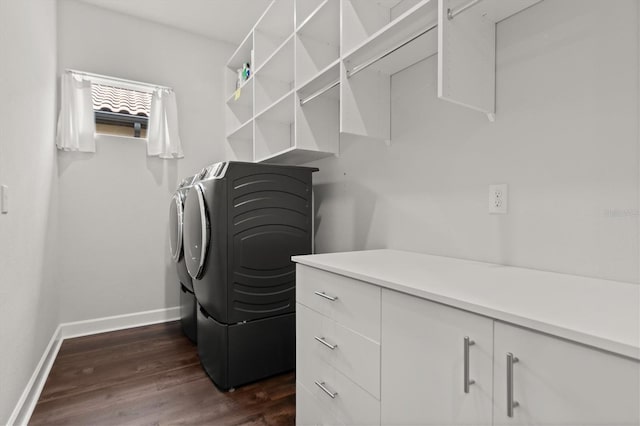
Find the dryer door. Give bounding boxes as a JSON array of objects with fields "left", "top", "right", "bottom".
[
  {"left": 169, "top": 193, "right": 183, "bottom": 262},
  {"left": 184, "top": 183, "right": 210, "bottom": 280}
]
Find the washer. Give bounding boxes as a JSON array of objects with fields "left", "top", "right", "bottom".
[
  {"left": 169, "top": 174, "right": 197, "bottom": 342},
  {"left": 183, "top": 161, "right": 317, "bottom": 390}
]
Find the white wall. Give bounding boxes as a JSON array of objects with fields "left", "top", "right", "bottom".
[
  {"left": 0, "top": 0, "right": 58, "bottom": 423},
  {"left": 308, "top": 0, "right": 639, "bottom": 284},
  {"left": 56, "top": 0, "right": 233, "bottom": 322}
]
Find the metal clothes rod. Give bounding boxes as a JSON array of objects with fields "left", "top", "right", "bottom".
[
  {"left": 65, "top": 69, "right": 172, "bottom": 92},
  {"left": 346, "top": 22, "right": 438, "bottom": 79},
  {"left": 299, "top": 80, "right": 340, "bottom": 106},
  {"left": 447, "top": 0, "right": 485, "bottom": 20}
]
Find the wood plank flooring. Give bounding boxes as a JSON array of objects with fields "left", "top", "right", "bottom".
[{"left": 29, "top": 321, "right": 295, "bottom": 425}]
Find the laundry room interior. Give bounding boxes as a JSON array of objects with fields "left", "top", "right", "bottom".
[{"left": 1, "top": 0, "right": 639, "bottom": 425}]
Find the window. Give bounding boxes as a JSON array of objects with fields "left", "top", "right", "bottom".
[
  {"left": 57, "top": 69, "right": 183, "bottom": 157},
  {"left": 91, "top": 83, "right": 151, "bottom": 138}
]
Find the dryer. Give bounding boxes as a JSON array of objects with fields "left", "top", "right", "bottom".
[
  {"left": 169, "top": 174, "right": 197, "bottom": 342},
  {"left": 183, "top": 161, "right": 317, "bottom": 390}
]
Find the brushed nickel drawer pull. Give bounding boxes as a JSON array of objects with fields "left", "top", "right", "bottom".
[
  {"left": 314, "top": 336, "right": 338, "bottom": 350},
  {"left": 463, "top": 336, "right": 476, "bottom": 393},
  {"left": 315, "top": 381, "right": 338, "bottom": 399},
  {"left": 314, "top": 291, "right": 338, "bottom": 301},
  {"left": 507, "top": 352, "right": 520, "bottom": 417}
]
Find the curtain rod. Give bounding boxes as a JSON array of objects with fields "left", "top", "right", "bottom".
[{"left": 65, "top": 69, "right": 172, "bottom": 92}]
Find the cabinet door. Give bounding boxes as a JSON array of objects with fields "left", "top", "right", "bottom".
[
  {"left": 381, "top": 289, "right": 493, "bottom": 425},
  {"left": 493, "top": 321, "right": 640, "bottom": 426}
]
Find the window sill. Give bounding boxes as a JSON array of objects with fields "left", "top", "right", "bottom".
[{"left": 95, "top": 133, "right": 148, "bottom": 143}]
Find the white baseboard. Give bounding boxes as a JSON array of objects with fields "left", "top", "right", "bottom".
[
  {"left": 61, "top": 306, "right": 181, "bottom": 339},
  {"left": 8, "top": 306, "right": 181, "bottom": 426},
  {"left": 7, "top": 326, "right": 62, "bottom": 426}
]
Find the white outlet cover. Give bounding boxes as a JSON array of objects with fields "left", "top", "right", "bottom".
[{"left": 489, "top": 184, "right": 507, "bottom": 214}]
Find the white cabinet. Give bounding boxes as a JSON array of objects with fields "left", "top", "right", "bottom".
[
  {"left": 294, "top": 251, "right": 640, "bottom": 426},
  {"left": 493, "top": 322, "right": 640, "bottom": 426},
  {"left": 295, "top": 264, "right": 381, "bottom": 425},
  {"left": 381, "top": 288, "right": 494, "bottom": 426},
  {"left": 380, "top": 289, "right": 640, "bottom": 426}
]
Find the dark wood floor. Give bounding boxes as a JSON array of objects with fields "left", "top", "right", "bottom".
[{"left": 30, "top": 321, "right": 295, "bottom": 425}]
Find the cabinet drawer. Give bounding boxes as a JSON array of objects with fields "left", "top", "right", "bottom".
[
  {"left": 296, "top": 264, "right": 381, "bottom": 341},
  {"left": 298, "top": 362, "right": 380, "bottom": 426},
  {"left": 296, "top": 381, "right": 337, "bottom": 426},
  {"left": 297, "top": 303, "right": 381, "bottom": 399}
]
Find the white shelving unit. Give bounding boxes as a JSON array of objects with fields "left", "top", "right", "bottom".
[
  {"left": 225, "top": 0, "right": 340, "bottom": 164},
  {"left": 296, "top": 1, "right": 340, "bottom": 85},
  {"left": 438, "top": 0, "right": 542, "bottom": 120},
  {"left": 254, "top": 0, "right": 294, "bottom": 69},
  {"left": 341, "top": 0, "right": 424, "bottom": 56},
  {"left": 293, "top": 0, "right": 341, "bottom": 164},
  {"left": 255, "top": 35, "right": 295, "bottom": 115},
  {"left": 225, "top": 0, "right": 543, "bottom": 163},
  {"left": 226, "top": 118, "right": 253, "bottom": 161},
  {"left": 296, "top": 0, "right": 326, "bottom": 27},
  {"left": 225, "top": 31, "right": 253, "bottom": 96},
  {"left": 255, "top": 90, "right": 295, "bottom": 162},
  {"left": 225, "top": 77, "right": 253, "bottom": 131},
  {"left": 340, "top": 0, "right": 437, "bottom": 141},
  {"left": 225, "top": 30, "right": 254, "bottom": 162},
  {"left": 342, "top": 1, "right": 438, "bottom": 76},
  {"left": 296, "top": 58, "right": 340, "bottom": 164}
]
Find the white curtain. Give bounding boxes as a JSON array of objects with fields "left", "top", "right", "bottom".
[
  {"left": 147, "top": 88, "right": 183, "bottom": 159},
  {"left": 56, "top": 72, "right": 96, "bottom": 152}
]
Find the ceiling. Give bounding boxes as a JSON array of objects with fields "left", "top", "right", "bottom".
[{"left": 79, "top": 0, "right": 272, "bottom": 45}]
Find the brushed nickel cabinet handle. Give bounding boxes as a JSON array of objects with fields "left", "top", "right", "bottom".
[
  {"left": 314, "top": 291, "right": 338, "bottom": 301},
  {"left": 464, "top": 336, "right": 476, "bottom": 393},
  {"left": 315, "top": 381, "right": 338, "bottom": 399},
  {"left": 314, "top": 336, "right": 338, "bottom": 350},
  {"left": 507, "top": 352, "right": 520, "bottom": 417}
]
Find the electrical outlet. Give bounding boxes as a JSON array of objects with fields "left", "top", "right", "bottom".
[{"left": 489, "top": 184, "right": 507, "bottom": 214}]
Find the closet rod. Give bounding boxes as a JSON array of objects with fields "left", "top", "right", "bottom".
[
  {"left": 65, "top": 69, "right": 172, "bottom": 92},
  {"left": 447, "top": 0, "right": 485, "bottom": 20},
  {"left": 299, "top": 80, "right": 340, "bottom": 106},
  {"left": 346, "top": 22, "right": 438, "bottom": 79}
]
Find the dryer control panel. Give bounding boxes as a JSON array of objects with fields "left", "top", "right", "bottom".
[
  {"left": 199, "top": 162, "right": 228, "bottom": 181},
  {"left": 178, "top": 175, "right": 196, "bottom": 189}
]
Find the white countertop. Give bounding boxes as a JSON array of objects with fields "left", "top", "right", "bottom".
[{"left": 292, "top": 249, "right": 640, "bottom": 360}]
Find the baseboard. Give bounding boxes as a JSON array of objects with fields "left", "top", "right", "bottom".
[
  {"left": 8, "top": 325, "right": 62, "bottom": 426},
  {"left": 60, "top": 306, "right": 181, "bottom": 339},
  {"left": 8, "top": 306, "right": 180, "bottom": 425}
]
